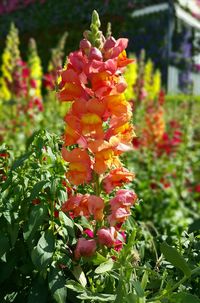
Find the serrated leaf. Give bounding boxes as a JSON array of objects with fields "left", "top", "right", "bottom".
[
  {"left": 95, "top": 259, "right": 114, "bottom": 274},
  {"left": 160, "top": 242, "right": 191, "bottom": 277},
  {"left": 48, "top": 266, "right": 67, "bottom": 303}
]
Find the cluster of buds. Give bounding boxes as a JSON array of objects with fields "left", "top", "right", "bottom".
[{"left": 58, "top": 11, "right": 137, "bottom": 259}]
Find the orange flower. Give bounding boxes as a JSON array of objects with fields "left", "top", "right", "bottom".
[
  {"left": 61, "top": 194, "right": 89, "bottom": 217},
  {"left": 61, "top": 194, "right": 104, "bottom": 221},
  {"left": 80, "top": 113, "right": 103, "bottom": 139},
  {"left": 58, "top": 82, "right": 88, "bottom": 102},
  {"left": 62, "top": 148, "right": 91, "bottom": 185},
  {"left": 103, "top": 94, "right": 131, "bottom": 117},
  {"left": 90, "top": 71, "right": 118, "bottom": 98},
  {"left": 88, "top": 138, "right": 122, "bottom": 174},
  {"left": 142, "top": 105, "right": 165, "bottom": 147},
  {"left": 106, "top": 120, "right": 135, "bottom": 146},
  {"left": 103, "top": 167, "right": 135, "bottom": 193},
  {"left": 117, "top": 50, "right": 134, "bottom": 67}
]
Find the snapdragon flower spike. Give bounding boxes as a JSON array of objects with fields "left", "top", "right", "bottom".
[{"left": 59, "top": 11, "right": 137, "bottom": 259}]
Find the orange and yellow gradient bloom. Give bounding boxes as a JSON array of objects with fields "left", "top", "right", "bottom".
[{"left": 58, "top": 11, "right": 137, "bottom": 259}]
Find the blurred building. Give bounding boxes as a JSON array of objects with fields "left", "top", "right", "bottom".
[
  {"left": 0, "top": 0, "right": 200, "bottom": 94},
  {"left": 131, "top": 0, "right": 200, "bottom": 95}
]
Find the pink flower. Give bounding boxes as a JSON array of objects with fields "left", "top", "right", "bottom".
[
  {"left": 87, "top": 195, "right": 105, "bottom": 221},
  {"left": 110, "top": 189, "right": 137, "bottom": 211},
  {"left": 74, "top": 238, "right": 96, "bottom": 259},
  {"left": 108, "top": 189, "right": 137, "bottom": 226},
  {"left": 97, "top": 227, "right": 117, "bottom": 247},
  {"left": 108, "top": 207, "right": 130, "bottom": 226},
  {"left": 83, "top": 229, "right": 94, "bottom": 238}
]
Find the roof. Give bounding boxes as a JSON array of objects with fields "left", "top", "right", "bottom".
[{"left": 131, "top": 1, "right": 200, "bottom": 30}]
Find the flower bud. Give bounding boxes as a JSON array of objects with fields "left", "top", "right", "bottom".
[
  {"left": 74, "top": 238, "right": 96, "bottom": 259},
  {"left": 104, "top": 36, "right": 116, "bottom": 50},
  {"left": 88, "top": 47, "right": 103, "bottom": 61},
  {"left": 97, "top": 227, "right": 117, "bottom": 247},
  {"left": 79, "top": 39, "right": 91, "bottom": 55}
]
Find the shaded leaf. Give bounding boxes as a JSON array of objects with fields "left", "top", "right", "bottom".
[
  {"left": 31, "top": 229, "right": 55, "bottom": 270},
  {"left": 48, "top": 265, "right": 67, "bottom": 303},
  {"left": 171, "top": 292, "right": 200, "bottom": 303},
  {"left": 23, "top": 204, "right": 48, "bottom": 241},
  {"left": 160, "top": 242, "right": 191, "bottom": 277}
]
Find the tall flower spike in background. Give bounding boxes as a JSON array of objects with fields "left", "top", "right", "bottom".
[
  {"left": 0, "top": 23, "right": 20, "bottom": 101},
  {"left": 28, "top": 38, "right": 43, "bottom": 99},
  {"left": 44, "top": 32, "right": 68, "bottom": 90},
  {"left": 59, "top": 10, "right": 137, "bottom": 259}
]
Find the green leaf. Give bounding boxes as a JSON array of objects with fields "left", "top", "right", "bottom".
[
  {"left": 160, "top": 242, "right": 191, "bottom": 277},
  {"left": 78, "top": 292, "right": 116, "bottom": 302},
  {"left": 72, "top": 265, "right": 87, "bottom": 287},
  {"left": 31, "top": 229, "right": 55, "bottom": 270},
  {"left": 141, "top": 271, "right": 148, "bottom": 290},
  {"left": 188, "top": 219, "right": 200, "bottom": 233},
  {"left": 91, "top": 252, "right": 108, "bottom": 265},
  {"left": 48, "top": 265, "right": 67, "bottom": 303},
  {"left": 7, "top": 222, "right": 19, "bottom": 247},
  {"left": 57, "top": 188, "right": 67, "bottom": 204},
  {"left": 170, "top": 292, "right": 200, "bottom": 303},
  {"left": 95, "top": 259, "right": 114, "bottom": 274},
  {"left": 23, "top": 204, "right": 48, "bottom": 241},
  {"left": 66, "top": 280, "right": 85, "bottom": 293},
  {"left": 59, "top": 212, "right": 75, "bottom": 238},
  {"left": 126, "top": 293, "right": 138, "bottom": 303},
  {"left": 12, "top": 151, "right": 32, "bottom": 169},
  {"left": 28, "top": 276, "right": 48, "bottom": 303},
  {"left": 132, "top": 280, "right": 144, "bottom": 297},
  {"left": 29, "top": 180, "right": 49, "bottom": 201},
  {"left": 0, "top": 232, "right": 10, "bottom": 258},
  {"left": 0, "top": 250, "right": 17, "bottom": 283}
]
